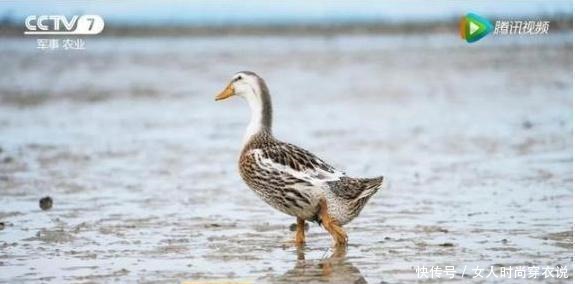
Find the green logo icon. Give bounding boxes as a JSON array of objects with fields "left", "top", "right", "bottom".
[{"left": 459, "top": 13, "right": 494, "bottom": 43}]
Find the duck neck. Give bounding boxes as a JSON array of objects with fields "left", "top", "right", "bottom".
[{"left": 243, "top": 79, "right": 272, "bottom": 145}]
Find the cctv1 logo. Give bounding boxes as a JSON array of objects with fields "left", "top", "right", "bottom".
[
  {"left": 459, "top": 13, "right": 493, "bottom": 43},
  {"left": 25, "top": 15, "right": 104, "bottom": 35}
]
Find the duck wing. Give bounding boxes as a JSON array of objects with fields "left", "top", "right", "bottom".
[
  {"left": 242, "top": 141, "right": 345, "bottom": 187},
  {"left": 242, "top": 140, "right": 382, "bottom": 202},
  {"left": 257, "top": 142, "right": 384, "bottom": 201}
]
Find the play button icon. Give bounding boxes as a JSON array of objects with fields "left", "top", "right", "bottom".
[
  {"left": 460, "top": 13, "right": 494, "bottom": 43},
  {"left": 469, "top": 21, "right": 479, "bottom": 35}
]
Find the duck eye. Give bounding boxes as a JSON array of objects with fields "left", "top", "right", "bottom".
[{"left": 237, "top": 75, "right": 243, "bottom": 81}]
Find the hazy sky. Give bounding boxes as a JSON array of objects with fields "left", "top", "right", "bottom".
[{"left": 1, "top": 0, "right": 572, "bottom": 26}]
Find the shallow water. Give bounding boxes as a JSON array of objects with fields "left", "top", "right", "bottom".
[{"left": 0, "top": 33, "right": 572, "bottom": 283}]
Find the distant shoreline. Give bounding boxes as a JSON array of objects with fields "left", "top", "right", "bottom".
[{"left": 1, "top": 17, "right": 571, "bottom": 37}]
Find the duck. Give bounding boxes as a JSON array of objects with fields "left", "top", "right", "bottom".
[{"left": 215, "top": 71, "right": 386, "bottom": 246}]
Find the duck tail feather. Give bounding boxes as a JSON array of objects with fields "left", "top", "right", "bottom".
[{"left": 355, "top": 176, "right": 388, "bottom": 200}]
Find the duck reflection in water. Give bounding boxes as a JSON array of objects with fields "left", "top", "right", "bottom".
[{"left": 268, "top": 246, "right": 366, "bottom": 283}]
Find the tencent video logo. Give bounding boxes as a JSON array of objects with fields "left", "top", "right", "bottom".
[
  {"left": 24, "top": 15, "right": 104, "bottom": 35},
  {"left": 459, "top": 13, "right": 493, "bottom": 43}
]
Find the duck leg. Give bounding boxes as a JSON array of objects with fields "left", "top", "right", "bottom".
[
  {"left": 319, "top": 199, "right": 348, "bottom": 246},
  {"left": 295, "top": 217, "right": 306, "bottom": 245}
]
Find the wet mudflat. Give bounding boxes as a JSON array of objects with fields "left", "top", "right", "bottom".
[{"left": 0, "top": 33, "right": 572, "bottom": 283}]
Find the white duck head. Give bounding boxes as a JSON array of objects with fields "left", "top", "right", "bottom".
[{"left": 215, "top": 71, "right": 273, "bottom": 144}]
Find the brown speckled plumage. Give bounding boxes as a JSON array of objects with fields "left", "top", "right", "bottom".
[{"left": 217, "top": 71, "right": 387, "bottom": 246}]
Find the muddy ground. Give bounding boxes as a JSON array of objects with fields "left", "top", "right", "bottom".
[{"left": 0, "top": 33, "right": 572, "bottom": 283}]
